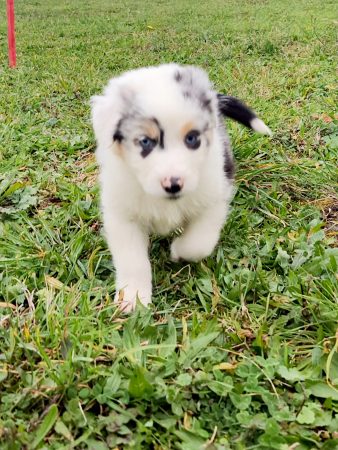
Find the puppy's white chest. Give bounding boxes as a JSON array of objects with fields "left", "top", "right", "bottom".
[{"left": 133, "top": 197, "right": 193, "bottom": 235}]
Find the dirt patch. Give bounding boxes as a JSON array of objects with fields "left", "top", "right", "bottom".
[
  {"left": 312, "top": 196, "right": 338, "bottom": 245},
  {"left": 73, "top": 151, "right": 98, "bottom": 188}
]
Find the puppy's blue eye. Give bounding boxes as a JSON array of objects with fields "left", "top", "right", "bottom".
[
  {"left": 138, "top": 136, "right": 157, "bottom": 158},
  {"left": 139, "top": 137, "right": 156, "bottom": 151},
  {"left": 185, "top": 130, "right": 201, "bottom": 150}
]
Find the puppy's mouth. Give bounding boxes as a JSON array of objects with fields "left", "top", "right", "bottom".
[{"left": 166, "top": 193, "right": 182, "bottom": 200}]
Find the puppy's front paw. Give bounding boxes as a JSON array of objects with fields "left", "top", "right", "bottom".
[
  {"left": 170, "top": 235, "right": 215, "bottom": 262},
  {"left": 114, "top": 284, "right": 152, "bottom": 313},
  {"left": 170, "top": 237, "right": 182, "bottom": 262},
  {"left": 170, "top": 236, "right": 200, "bottom": 262}
]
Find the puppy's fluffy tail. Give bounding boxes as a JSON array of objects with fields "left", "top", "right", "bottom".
[{"left": 217, "top": 94, "right": 272, "bottom": 136}]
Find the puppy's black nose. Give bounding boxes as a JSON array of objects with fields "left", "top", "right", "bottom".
[
  {"left": 165, "top": 181, "right": 181, "bottom": 194},
  {"left": 161, "top": 177, "right": 184, "bottom": 194}
]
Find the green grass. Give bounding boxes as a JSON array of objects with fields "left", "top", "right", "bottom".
[{"left": 0, "top": 0, "right": 338, "bottom": 448}]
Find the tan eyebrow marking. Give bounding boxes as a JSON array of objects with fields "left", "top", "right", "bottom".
[
  {"left": 139, "top": 117, "right": 164, "bottom": 149},
  {"left": 113, "top": 140, "right": 124, "bottom": 158},
  {"left": 141, "top": 118, "right": 161, "bottom": 141},
  {"left": 180, "top": 121, "right": 196, "bottom": 138}
]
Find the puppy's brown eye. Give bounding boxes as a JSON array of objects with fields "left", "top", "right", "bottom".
[{"left": 185, "top": 130, "right": 200, "bottom": 150}]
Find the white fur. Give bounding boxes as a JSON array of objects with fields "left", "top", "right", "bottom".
[
  {"left": 91, "top": 64, "right": 267, "bottom": 312},
  {"left": 250, "top": 117, "right": 272, "bottom": 136}
]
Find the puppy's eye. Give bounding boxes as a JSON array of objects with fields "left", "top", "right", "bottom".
[
  {"left": 184, "top": 130, "right": 201, "bottom": 150},
  {"left": 139, "top": 136, "right": 157, "bottom": 152}
]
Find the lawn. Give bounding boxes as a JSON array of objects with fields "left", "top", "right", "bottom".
[{"left": 0, "top": 0, "right": 338, "bottom": 448}]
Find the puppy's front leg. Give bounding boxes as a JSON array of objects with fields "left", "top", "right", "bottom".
[
  {"left": 104, "top": 214, "right": 151, "bottom": 312},
  {"left": 171, "top": 202, "right": 228, "bottom": 262}
]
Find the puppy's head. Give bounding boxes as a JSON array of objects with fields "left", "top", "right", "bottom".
[{"left": 91, "top": 64, "right": 219, "bottom": 199}]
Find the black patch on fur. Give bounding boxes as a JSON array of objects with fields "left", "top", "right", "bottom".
[
  {"left": 140, "top": 137, "right": 157, "bottom": 158},
  {"left": 199, "top": 93, "right": 212, "bottom": 113},
  {"left": 113, "top": 129, "right": 124, "bottom": 142},
  {"left": 174, "top": 71, "right": 183, "bottom": 82},
  {"left": 159, "top": 128, "right": 164, "bottom": 149},
  {"left": 182, "top": 89, "right": 212, "bottom": 114},
  {"left": 141, "top": 149, "right": 151, "bottom": 158},
  {"left": 140, "top": 142, "right": 156, "bottom": 158},
  {"left": 152, "top": 117, "right": 165, "bottom": 149},
  {"left": 223, "top": 148, "right": 235, "bottom": 180},
  {"left": 113, "top": 118, "right": 125, "bottom": 142},
  {"left": 187, "top": 72, "right": 193, "bottom": 86},
  {"left": 203, "top": 123, "right": 210, "bottom": 146},
  {"left": 217, "top": 94, "right": 257, "bottom": 129}
]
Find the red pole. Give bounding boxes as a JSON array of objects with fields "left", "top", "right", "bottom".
[{"left": 7, "top": 0, "right": 17, "bottom": 68}]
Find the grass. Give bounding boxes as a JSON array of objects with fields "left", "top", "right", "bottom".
[{"left": 0, "top": 0, "right": 338, "bottom": 448}]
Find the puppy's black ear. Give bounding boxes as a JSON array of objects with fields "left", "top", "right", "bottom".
[{"left": 217, "top": 94, "right": 272, "bottom": 135}]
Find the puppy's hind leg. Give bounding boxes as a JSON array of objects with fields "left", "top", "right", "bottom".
[
  {"left": 170, "top": 202, "right": 229, "bottom": 262},
  {"left": 104, "top": 213, "right": 152, "bottom": 312}
]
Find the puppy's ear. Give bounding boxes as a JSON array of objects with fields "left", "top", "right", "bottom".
[
  {"left": 217, "top": 94, "right": 272, "bottom": 135},
  {"left": 90, "top": 94, "right": 113, "bottom": 143},
  {"left": 91, "top": 80, "right": 136, "bottom": 148},
  {"left": 91, "top": 82, "right": 126, "bottom": 148}
]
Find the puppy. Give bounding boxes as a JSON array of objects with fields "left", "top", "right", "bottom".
[{"left": 91, "top": 64, "right": 271, "bottom": 312}]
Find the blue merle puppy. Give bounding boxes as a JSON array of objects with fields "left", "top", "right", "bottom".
[{"left": 91, "top": 64, "right": 271, "bottom": 311}]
